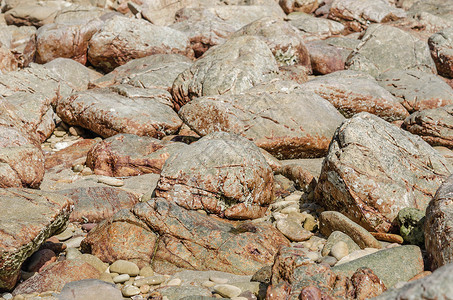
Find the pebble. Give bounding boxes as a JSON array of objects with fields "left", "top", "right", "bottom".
[
  {"left": 65, "top": 248, "right": 82, "bottom": 260},
  {"left": 54, "top": 227, "right": 73, "bottom": 241},
  {"left": 280, "top": 206, "right": 299, "bottom": 214},
  {"left": 284, "top": 192, "right": 302, "bottom": 202},
  {"left": 306, "top": 251, "right": 320, "bottom": 261},
  {"left": 209, "top": 276, "right": 229, "bottom": 284},
  {"left": 316, "top": 255, "right": 337, "bottom": 267},
  {"left": 54, "top": 131, "right": 66, "bottom": 137},
  {"left": 79, "top": 254, "right": 108, "bottom": 273},
  {"left": 330, "top": 241, "right": 349, "bottom": 260},
  {"left": 139, "top": 266, "right": 154, "bottom": 277},
  {"left": 110, "top": 260, "right": 140, "bottom": 276},
  {"left": 64, "top": 236, "right": 85, "bottom": 248},
  {"left": 139, "top": 284, "right": 151, "bottom": 294},
  {"left": 167, "top": 278, "right": 182, "bottom": 286},
  {"left": 122, "top": 285, "right": 140, "bottom": 297},
  {"left": 2, "top": 294, "right": 12, "bottom": 300},
  {"left": 370, "top": 232, "right": 404, "bottom": 244},
  {"left": 97, "top": 176, "right": 124, "bottom": 187},
  {"left": 276, "top": 218, "right": 313, "bottom": 242},
  {"left": 113, "top": 274, "right": 130, "bottom": 283},
  {"left": 336, "top": 248, "right": 380, "bottom": 265},
  {"left": 69, "top": 126, "right": 84, "bottom": 136},
  {"left": 303, "top": 214, "right": 317, "bottom": 231},
  {"left": 202, "top": 281, "right": 216, "bottom": 288},
  {"left": 81, "top": 166, "right": 93, "bottom": 176},
  {"left": 134, "top": 275, "right": 166, "bottom": 287},
  {"left": 213, "top": 284, "right": 242, "bottom": 298},
  {"left": 54, "top": 141, "right": 74, "bottom": 151},
  {"left": 72, "top": 164, "right": 84, "bottom": 172},
  {"left": 99, "top": 272, "right": 115, "bottom": 284},
  {"left": 81, "top": 223, "right": 97, "bottom": 232}
]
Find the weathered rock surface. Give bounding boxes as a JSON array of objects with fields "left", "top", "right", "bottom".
[
  {"left": 44, "top": 139, "right": 98, "bottom": 171},
  {"left": 302, "top": 70, "right": 409, "bottom": 121},
  {"left": 57, "top": 279, "right": 123, "bottom": 300},
  {"left": 279, "top": 0, "right": 319, "bottom": 14},
  {"left": 403, "top": 105, "right": 453, "bottom": 149},
  {"left": 315, "top": 112, "right": 451, "bottom": 232},
  {"left": 328, "top": 0, "right": 406, "bottom": 32},
  {"left": 4, "top": 0, "right": 65, "bottom": 27},
  {"left": 377, "top": 69, "right": 453, "bottom": 113},
  {"left": 179, "top": 80, "right": 344, "bottom": 159},
  {"left": 87, "top": 15, "right": 193, "bottom": 72},
  {"left": 156, "top": 132, "right": 274, "bottom": 219},
  {"left": 86, "top": 134, "right": 186, "bottom": 177},
  {"left": 55, "top": 86, "right": 182, "bottom": 138},
  {"left": 396, "top": 207, "right": 425, "bottom": 246},
  {"left": 428, "top": 26, "right": 453, "bottom": 78},
  {"left": 0, "top": 42, "right": 18, "bottom": 72},
  {"left": 346, "top": 24, "right": 437, "bottom": 77},
  {"left": 5, "top": 25, "right": 36, "bottom": 68},
  {"left": 0, "top": 189, "right": 73, "bottom": 290},
  {"left": 286, "top": 12, "right": 345, "bottom": 41},
  {"left": 171, "top": 35, "right": 279, "bottom": 110}
]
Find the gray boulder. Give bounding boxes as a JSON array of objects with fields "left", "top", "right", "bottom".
[
  {"left": 286, "top": 12, "right": 345, "bottom": 41},
  {"left": 315, "top": 112, "right": 451, "bottom": 232},
  {"left": 58, "top": 279, "right": 123, "bottom": 300},
  {"left": 428, "top": 26, "right": 453, "bottom": 78}
]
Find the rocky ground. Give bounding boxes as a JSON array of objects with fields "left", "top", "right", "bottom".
[{"left": 2, "top": 0, "right": 453, "bottom": 299}]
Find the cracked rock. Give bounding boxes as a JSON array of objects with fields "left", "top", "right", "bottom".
[{"left": 428, "top": 26, "right": 453, "bottom": 78}]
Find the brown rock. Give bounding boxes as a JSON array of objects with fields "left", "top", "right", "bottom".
[
  {"left": 0, "top": 42, "right": 18, "bottom": 72},
  {"left": 24, "top": 249, "right": 57, "bottom": 273},
  {"left": 45, "top": 139, "right": 98, "bottom": 171},
  {"left": 370, "top": 232, "right": 404, "bottom": 244},
  {"left": 279, "top": 0, "right": 319, "bottom": 14},
  {"left": 4, "top": 0, "right": 64, "bottom": 27},
  {"left": 351, "top": 268, "right": 387, "bottom": 300},
  {"left": 1, "top": 25, "right": 36, "bottom": 68},
  {"left": 429, "top": 27, "right": 453, "bottom": 78}
]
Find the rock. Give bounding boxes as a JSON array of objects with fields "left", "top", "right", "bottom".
[
  {"left": 64, "top": 236, "right": 85, "bottom": 249},
  {"left": 330, "top": 241, "right": 349, "bottom": 260},
  {"left": 315, "top": 112, "right": 451, "bottom": 232},
  {"left": 350, "top": 267, "right": 387, "bottom": 300},
  {"left": 428, "top": 26, "right": 453, "bottom": 78},
  {"left": 156, "top": 286, "right": 212, "bottom": 300},
  {"left": 286, "top": 12, "right": 345, "bottom": 41},
  {"left": 328, "top": 0, "right": 406, "bottom": 32},
  {"left": 91, "top": 54, "right": 192, "bottom": 90},
  {"left": 56, "top": 86, "right": 182, "bottom": 139},
  {"left": 213, "top": 284, "right": 242, "bottom": 298},
  {"left": 425, "top": 175, "right": 453, "bottom": 270},
  {"left": 110, "top": 260, "right": 140, "bottom": 276},
  {"left": 86, "top": 133, "right": 186, "bottom": 177},
  {"left": 231, "top": 17, "right": 311, "bottom": 69},
  {"left": 133, "top": 197, "right": 290, "bottom": 275},
  {"left": 321, "top": 231, "right": 361, "bottom": 257},
  {"left": 97, "top": 176, "right": 124, "bottom": 187},
  {"left": 0, "top": 189, "right": 73, "bottom": 290},
  {"left": 57, "top": 279, "right": 123, "bottom": 300},
  {"left": 24, "top": 249, "right": 56, "bottom": 273},
  {"left": 5, "top": 25, "right": 36, "bottom": 68},
  {"left": 332, "top": 245, "right": 424, "bottom": 288},
  {"left": 44, "top": 139, "right": 98, "bottom": 171},
  {"left": 122, "top": 285, "right": 140, "bottom": 297},
  {"left": 179, "top": 80, "right": 344, "bottom": 159},
  {"left": 88, "top": 15, "right": 193, "bottom": 72},
  {"left": 12, "top": 259, "right": 100, "bottom": 295},
  {"left": 77, "top": 254, "right": 108, "bottom": 273},
  {"left": 139, "top": 266, "right": 154, "bottom": 278},
  {"left": 370, "top": 232, "right": 404, "bottom": 244},
  {"left": 336, "top": 248, "right": 380, "bottom": 266},
  {"left": 4, "top": 0, "right": 65, "bottom": 27},
  {"left": 372, "top": 262, "right": 453, "bottom": 299},
  {"left": 58, "top": 186, "right": 139, "bottom": 222},
  {"left": 319, "top": 211, "right": 382, "bottom": 249},
  {"left": 403, "top": 105, "right": 453, "bottom": 149},
  {"left": 54, "top": 227, "right": 73, "bottom": 241},
  {"left": 171, "top": 35, "right": 278, "bottom": 110},
  {"left": 113, "top": 274, "right": 130, "bottom": 283},
  {"left": 279, "top": 0, "right": 319, "bottom": 14},
  {"left": 302, "top": 70, "right": 409, "bottom": 121},
  {"left": 155, "top": 132, "right": 274, "bottom": 219},
  {"left": 346, "top": 24, "right": 436, "bottom": 77},
  {"left": 397, "top": 207, "right": 425, "bottom": 247},
  {"left": 276, "top": 218, "right": 313, "bottom": 242},
  {"left": 134, "top": 276, "right": 165, "bottom": 286},
  {"left": 0, "top": 42, "right": 18, "bottom": 72},
  {"left": 140, "top": 0, "right": 194, "bottom": 26},
  {"left": 377, "top": 69, "right": 453, "bottom": 113}
]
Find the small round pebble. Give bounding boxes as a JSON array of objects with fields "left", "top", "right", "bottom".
[
  {"left": 72, "top": 164, "right": 84, "bottom": 172},
  {"left": 54, "top": 227, "right": 73, "bottom": 241},
  {"left": 81, "top": 166, "right": 93, "bottom": 176},
  {"left": 330, "top": 241, "right": 349, "bottom": 260},
  {"left": 113, "top": 274, "right": 130, "bottom": 283},
  {"left": 209, "top": 276, "right": 228, "bottom": 284},
  {"left": 167, "top": 278, "right": 181, "bottom": 286},
  {"left": 110, "top": 260, "right": 139, "bottom": 276},
  {"left": 213, "top": 284, "right": 242, "bottom": 298},
  {"left": 122, "top": 285, "right": 140, "bottom": 297},
  {"left": 139, "top": 284, "right": 151, "bottom": 294}
]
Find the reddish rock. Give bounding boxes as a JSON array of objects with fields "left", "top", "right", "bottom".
[
  {"left": 279, "top": 0, "right": 319, "bottom": 14},
  {"left": 0, "top": 42, "right": 18, "bottom": 72},
  {"left": 351, "top": 268, "right": 387, "bottom": 300},
  {"left": 429, "top": 27, "right": 453, "bottom": 78},
  {"left": 306, "top": 41, "right": 345, "bottom": 75},
  {"left": 24, "top": 249, "right": 57, "bottom": 273},
  {"left": 44, "top": 139, "right": 98, "bottom": 171}
]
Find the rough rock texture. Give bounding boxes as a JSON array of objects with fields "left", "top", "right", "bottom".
[
  {"left": 55, "top": 86, "right": 182, "bottom": 139},
  {"left": 346, "top": 24, "right": 437, "bottom": 77},
  {"left": 171, "top": 35, "right": 279, "bottom": 110},
  {"left": 373, "top": 262, "right": 453, "bottom": 299},
  {"left": 12, "top": 259, "right": 100, "bottom": 295},
  {"left": 315, "top": 112, "right": 451, "bottom": 232},
  {"left": 86, "top": 133, "right": 187, "bottom": 177},
  {"left": 0, "top": 189, "right": 73, "bottom": 290},
  {"left": 91, "top": 54, "right": 193, "bottom": 90},
  {"left": 156, "top": 132, "right": 274, "bottom": 219},
  {"left": 377, "top": 69, "right": 453, "bottom": 113},
  {"left": 58, "top": 186, "right": 139, "bottom": 222},
  {"left": 44, "top": 139, "right": 98, "bottom": 171},
  {"left": 4, "top": 0, "right": 64, "bottom": 27},
  {"left": 425, "top": 175, "right": 453, "bottom": 270},
  {"left": 397, "top": 207, "right": 425, "bottom": 246},
  {"left": 286, "top": 12, "right": 345, "bottom": 41},
  {"left": 140, "top": 0, "right": 195, "bottom": 26},
  {"left": 231, "top": 17, "right": 311, "bottom": 69},
  {"left": 179, "top": 80, "right": 344, "bottom": 159},
  {"left": 403, "top": 105, "right": 453, "bottom": 149},
  {"left": 428, "top": 26, "right": 453, "bottom": 78},
  {"left": 6, "top": 25, "right": 37, "bottom": 68},
  {"left": 133, "top": 197, "right": 290, "bottom": 274},
  {"left": 0, "top": 42, "right": 18, "bottom": 72},
  {"left": 88, "top": 15, "right": 193, "bottom": 72},
  {"left": 302, "top": 70, "right": 409, "bottom": 121},
  {"left": 279, "top": 0, "right": 319, "bottom": 14},
  {"left": 328, "top": 0, "right": 406, "bottom": 32},
  {"left": 58, "top": 279, "right": 123, "bottom": 300}
]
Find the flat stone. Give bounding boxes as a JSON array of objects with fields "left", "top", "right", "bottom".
[
  {"left": 209, "top": 277, "right": 228, "bottom": 284},
  {"left": 133, "top": 275, "right": 166, "bottom": 287},
  {"left": 321, "top": 231, "right": 360, "bottom": 257},
  {"left": 276, "top": 218, "right": 313, "bottom": 242},
  {"left": 139, "top": 266, "right": 154, "bottom": 278},
  {"left": 113, "top": 274, "right": 130, "bottom": 283},
  {"left": 110, "top": 260, "right": 140, "bottom": 276},
  {"left": 167, "top": 278, "right": 181, "bottom": 286},
  {"left": 330, "top": 241, "right": 349, "bottom": 260},
  {"left": 370, "top": 232, "right": 404, "bottom": 244},
  {"left": 58, "top": 279, "right": 123, "bottom": 300},
  {"left": 54, "top": 227, "right": 73, "bottom": 241},
  {"left": 64, "top": 236, "right": 85, "bottom": 249},
  {"left": 121, "top": 285, "right": 140, "bottom": 297},
  {"left": 97, "top": 176, "right": 124, "bottom": 187},
  {"left": 213, "top": 284, "right": 242, "bottom": 298}
]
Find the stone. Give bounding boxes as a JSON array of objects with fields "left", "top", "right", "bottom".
[
  {"left": 56, "top": 87, "right": 182, "bottom": 139},
  {"left": 4, "top": 0, "right": 64, "bottom": 27},
  {"left": 370, "top": 232, "right": 404, "bottom": 244},
  {"left": 276, "top": 218, "right": 313, "bottom": 242},
  {"left": 140, "top": 0, "right": 194, "bottom": 26},
  {"left": 315, "top": 112, "right": 451, "bottom": 232},
  {"left": 110, "top": 260, "right": 139, "bottom": 276},
  {"left": 86, "top": 133, "right": 186, "bottom": 177},
  {"left": 64, "top": 236, "right": 85, "bottom": 249},
  {"left": 397, "top": 207, "right": 425, "bottom": 247},
  {"left": 0, "top": 189, "right": 73, "bottom": 290},
  {"left": 319, "top": 211, "right": 382, "bottom": 249},
  {"left": 346, "top": 24, "right": 436, "bottom": 77},
  {"left": 350, "top": 267, "right": 387, "bottom": 300},
  {"left": 330, "top": 241, "right": 349, "bottom": 260},
  {"left": 428, "top": 26, "right": 453, "bottom": 78},
  {"left": 57, "top": 279, "right": 123, "bottom": 300},
  {"left": 336, "top": 248, "right": 380, "bottom": 265},
  {"left": 213, "top": 284, "right": 242, "bottom": 298},
  {"left": 12, "top": 259, "right": 100, "bottom": 295},
  {"left": 113, "top": 274, "right": 130, "bottom": 283},
  {"left": 156, "top": 132, "right": 274, "bottom": 219},
  {"left": 328, "top": 0, "right": 406, "bottom": 32},
  {"left": 133, "top": 275, "right": 165, "bottom": 286},
  {"left": 58, "top": 186, "right": 139, "bottom": 222},
  {"left": 24, "top": 249, "right": 56, "bottom": 273},
  {"left": 139, "top": 266, "right": 154, "bottom": 278},
  {"left": 377, "top": 69, "right": 453, "bottom": 113},
  {"left": 0, "top": 42, "right": 17, "bottom": 72},
  {"left": 97, "top": 176, "right": 124, "bottom": 187},
  {"left": 279, "top": 0, "right": 319, "bottom": 14},
  {"left": 333, "top": 245, "right": 424, "bottom": 288},
  {"left": 302, "top": 70, "right": 409, "bottom": 121},
  {"left": 156, "top": 286, "right": 212, "bottom": 300},
  {"left": 44, "top": 139, "right": 98, "bottom": 171},
  {"left": 166, "top": 278, "right": 181, "bottom": 286},
  {"left": 286, "top": 12, "right": 345, "bottom": 41},
  {"left": 77, "top": 254, "right": 108, "bottom": 273},
  {"left": 87, "top": 15, "right": 193, "bottom": 72},
  {"left": 122, "top": 285, "right": 140, "bottom": 297},
  {"left": 171, "top": 35, "right": 278, "bottom": 110},
  {"left": 133, "top": 197, "right": 290, "bottom": 275},
  {"left": 321, "top": 231, "right": 360, "bottom": 257},
  {"left": 179, "top": 80, "right": 344, "bottom": 160},
  {"left": 403, "top": 105, "right": 453, "bottom": 149},
  {"left": 54, "top": 227, "right": 73, "bottom": 241}
]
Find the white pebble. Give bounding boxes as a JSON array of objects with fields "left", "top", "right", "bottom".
[
  {"left": 209, "top": 276, "right": 229, "bottom": 284},
  {"left": 122, "top": 285, "right": 140, "bottom": 297},
  {"left": 113, "top": 274, "right": 130, "bottom": 283},
  {"left": 213, "top": 284, "right": 242, "bottom": 298}
]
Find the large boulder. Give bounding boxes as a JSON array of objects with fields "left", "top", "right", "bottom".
[
  {"left": 86, "top": 133, "right": 187, "bottom": 177},
  {"left": 55, "top": 86, "right": 183, "bottom": 138},
  {"left": 179, "top": 80, "right": 345, "bottom": 159},
  {"left": 302, "top": 70, "right": 409, "bottom": 121},
  {"left": 0, "top": 189, "right": 73, "bottom": 290},
  {"left": 315, "top": 112, "right": 451, "bottom": 232},
  {"left": 286, "top": 12, "right": 345, "bottom": 41},
  {"left": 0, "top": 24, "right": 36, "bottom": 68},
  {"left": 156, "top": 132, "right": 274, "bottom": 220},
  {"left": 4, "top": 0, "right": 66, "bottom": 27},
  {"left": 403, "top": 105, "right": 453, "bottom": 149},
  {"left": 87, "top": 15, "right": 193, "bottom": 72},
  {"left": 346, "top": 24, "right": 437, "bottom": 77},
  {"left": 428, "top": 26, "right": 453, "bottom": 78},
  {"left": 171, "top": 35, "right": 279, "bottom": 110}
]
